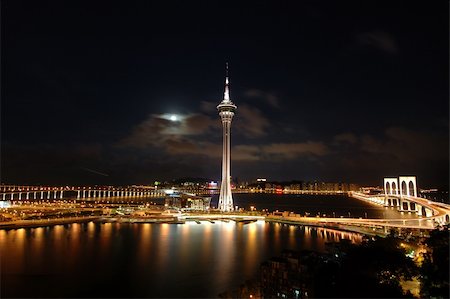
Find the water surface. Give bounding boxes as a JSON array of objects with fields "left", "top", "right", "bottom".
[
  {"left": 1, "top": 194, "right": 415, "bottom": 297},
  {"left": 1, "top": 221, "right": 361, "bottom": 298}
]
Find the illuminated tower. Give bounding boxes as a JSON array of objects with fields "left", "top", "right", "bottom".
[{"left": 217, "top": 63, "right": 237, "bottom": 212}]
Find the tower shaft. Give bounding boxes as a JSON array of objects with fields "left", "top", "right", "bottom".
[{"left": 218, "top": 112, "right": 234, "bottom": 211}]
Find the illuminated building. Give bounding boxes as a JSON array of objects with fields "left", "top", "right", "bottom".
[
  {"left": 165, "top": 192, "right": 211, "bottom": 211},
  {"left": 217, "top": 63, "right": 237, "bottom": 212},
  {"left": 207, "top": 181, "right": 218, "bottom": 190},
  {"left": 0, "top": 200, "right": 11, "bottom": 209}
]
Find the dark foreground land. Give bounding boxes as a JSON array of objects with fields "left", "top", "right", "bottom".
[{"left": 221, "top": 225, "right": 450, "bottom": 299}]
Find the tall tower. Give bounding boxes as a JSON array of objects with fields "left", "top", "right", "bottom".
[{"left": 217, "top": 63, "right": 237, "bottom": 212}]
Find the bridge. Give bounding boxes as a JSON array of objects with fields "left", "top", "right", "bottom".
[
  {"left": 264, "top": 176, "right": 450, "bottom": 235},
  {"left": 348, "top": 176, "right": 450, "bottom": 227},
  {"left": 0, "top": 185, "right": 166, "bottom": 201}
]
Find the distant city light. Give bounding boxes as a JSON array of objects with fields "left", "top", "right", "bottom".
[{"left": 0, "top": 200, "right": 11, "bottom": 208}]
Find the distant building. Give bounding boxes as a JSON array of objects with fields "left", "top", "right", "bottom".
[
  {"left": 165, "top": 192, "right": 211, "bottom": 211},
  {"left": 290, "top": 184, "right": 301, "bottom": 191},
  {"left": 361, "top": 187, "right": 383, "bottom": 195},
  {"left": 260, "top": 250, "right": 317, "bottom": 298},
  {"left": 349, "top": 184, "right": 360, "bottom": 192},
  {"left": 265, "top": 183, "right": 273, "bottom": 191}
]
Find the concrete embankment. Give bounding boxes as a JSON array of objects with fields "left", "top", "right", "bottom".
[
  {"left": 0, "top": 215, "right": 386, "bottom": 237},
  {"left": 0, "top": 216, "right": 187, "bottom": 229},
  {"left": 100, "top": 216, "right": 182, "bottom": 224},
  {"left": 265, "top": 216, "right": 387, "bottom": 237},
  {"left": 0, "top": 216, "right": 101, "bottom": 230}
]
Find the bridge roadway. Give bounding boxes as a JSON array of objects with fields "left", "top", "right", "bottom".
[
  {"left": 350, "top": 192, "right": 450, "bottom": 223},
  {"left": 172, "top": 212, "right": 444, "bottom": 236},
  {"left": 0, "top": 185, "right": 165, "bottom": 201},
  {"left": 266, "top": 214, "right": 436, "bottom": 231}
]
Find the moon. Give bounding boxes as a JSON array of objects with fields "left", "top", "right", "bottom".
[{"left": 170, "top": 115, "right": 178, "bottom": 121}]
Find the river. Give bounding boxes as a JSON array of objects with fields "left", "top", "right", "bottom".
[{"left": 1, "top": 194, "right": 414, "bottom": 297}]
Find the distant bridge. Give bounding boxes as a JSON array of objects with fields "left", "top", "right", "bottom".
[
  {"left": 0, "top": 185, "right": 166, "bottom": 201},
  {"left": 266, "top": 176, "right": 450, "bottom": 233},
  {"left": 348, "top": 175, "right": 450, "bottom": 228}
]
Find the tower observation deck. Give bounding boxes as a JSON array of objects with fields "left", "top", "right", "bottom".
[{"left": 217, "top": 63, "right": 237, "bottom": 212}]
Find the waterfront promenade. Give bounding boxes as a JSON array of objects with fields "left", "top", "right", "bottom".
[{"left": 0, "top": 208, "right": 446, "bottom": 236}]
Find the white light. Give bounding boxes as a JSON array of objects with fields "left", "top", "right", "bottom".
[{"left": 170, "top": 115, "right": 178, "bottom": 121}]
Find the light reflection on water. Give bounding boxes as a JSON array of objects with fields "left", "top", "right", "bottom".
[{"left": 1, "top": 221, "right": 363, "bottom": 298}]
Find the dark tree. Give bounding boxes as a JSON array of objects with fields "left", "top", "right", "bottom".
[
  {"left": 325, "top": 236, "right": 418, "bottom": 298},
  {"left": 420, "top": 225, "right": 450, "bottom": 298}
]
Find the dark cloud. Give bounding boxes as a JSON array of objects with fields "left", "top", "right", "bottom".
[
  {"left": 164, "top": 141, "right": 260, "bottom": 161},
  {"left": 200, "top": 101, "right": 217, "bottom": 113},
  {"left": 359, "top": 127, "right": 447, "bottom": 163},
  {"left": 234, "top": 104, "right": 270, "bottom": 138},
  {"left": 4, "top": 124, "right": 447, "bottom": 188},
  {"left": 327, "top": 128, "right": 448, "bottom": 187},
  {"left": 244, "top": 89, "right": 280, "bottom": 108},
  {"left": 334, "top": 133, "right": 358, "bottom": 144},
  {"left": 357, "top": 31, "right": 399, "bottom": 54},
  {"left": 119, "top": 113, "right": 217, "bottom": 149},
  {"left": 2, "top": 143, "right": 106, "bottom": 185},
  {"left": 233, "top": 145, "right": 261, "bottom": 161},
  {"left": 121, "top": 101, "right": 270, "bottom": 151},
  {"left": 117, "top": 102, "right": 329, "bottom": 164},
  {"left": 262, "top": 142, "right": 329, "bottom": 160},
  {"left": 164, "top": 139, "right": 219, "bottom": 157}
]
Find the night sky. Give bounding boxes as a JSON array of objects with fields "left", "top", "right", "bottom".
[{"left": 2, "top": 1, "right": 448, "bottom": 188}]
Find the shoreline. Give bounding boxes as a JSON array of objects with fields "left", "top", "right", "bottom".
[
  {"left": 0, "top": 215, "right": 382, "bottom": 236},
  {"left": 0, "top": 216, "right": 101, "bottom": 230},
  {"left": 0, "top": 213, "right": 433, "bottom": 237},
  {"left": 264, "top": 217, "right": 386, "bottom": 237}
]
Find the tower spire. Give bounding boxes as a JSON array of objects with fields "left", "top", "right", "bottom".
[{"left": 223, "top": 62, "right": 230, "bottom": 103}]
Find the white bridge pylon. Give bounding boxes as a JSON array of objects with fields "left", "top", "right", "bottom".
[
  {"left": 384, "top": 177, "right": 399, "bottom": 196},
  {"left": 399, "top": 176, "right": 417, "bottom": 197},
  {"left": 384, "top": 176, "right": 418, "bottom": 198},
  {"left": 383, "top": 176, "right": 427, "bottom": 215}
]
